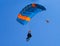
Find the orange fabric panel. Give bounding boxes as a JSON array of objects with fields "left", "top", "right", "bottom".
[
  {"left": 32, "top": 4, "right": 36, "bottom": 7},
  {"left": 18, "top": 14, "right": 30, "bottom": 21},
  {"left": 26, "top": 17, "right": 30, "bottom": 21}
]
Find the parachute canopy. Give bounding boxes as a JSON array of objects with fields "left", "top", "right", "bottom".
[{"left": 17, "top": 3, "right": 46, "bottom": 25}]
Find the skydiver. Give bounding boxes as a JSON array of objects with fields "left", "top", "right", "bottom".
[{"left": 26, "top": 30, "right": 32, "bottom": 41}]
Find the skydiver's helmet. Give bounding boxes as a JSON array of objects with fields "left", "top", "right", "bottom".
[{"left": 28, "top": 30, "right": 31, "bottom": 33}]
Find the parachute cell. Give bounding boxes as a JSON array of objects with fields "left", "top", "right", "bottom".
[{"left": 17, "top": 3, "right": 46, "bottom": 25}]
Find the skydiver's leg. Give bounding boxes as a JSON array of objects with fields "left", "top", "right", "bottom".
[{"left": 26, "top": 38, "right": 30, "bottom": 41}]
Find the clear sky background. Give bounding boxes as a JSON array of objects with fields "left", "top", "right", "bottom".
[{"left": 0, "top": 0, "right": 60, "bottom": 46}]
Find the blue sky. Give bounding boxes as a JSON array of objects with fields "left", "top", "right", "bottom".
[{"left": 0, "top": 0, "right": 60, "bottom": 46}]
